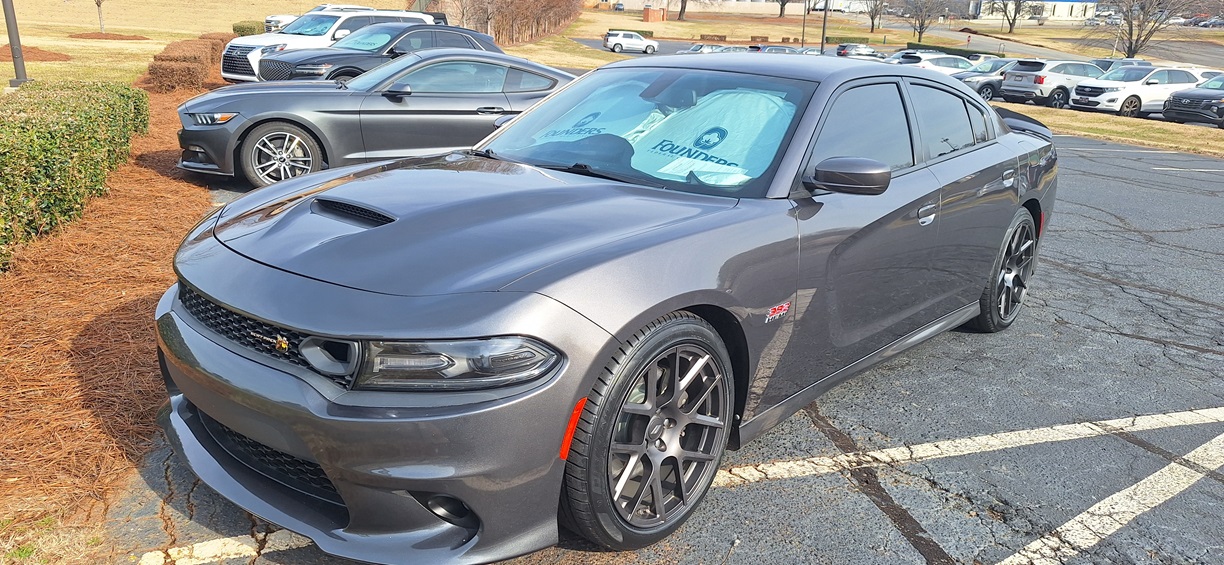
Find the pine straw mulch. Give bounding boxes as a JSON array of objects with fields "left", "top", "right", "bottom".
[
  {"left": 0, "top": 72, "right": 227, "bottom": 529},
  {"left": 68, "top": 32, "right": 150, "bottom": 41},
  {"left": 0, "top": 45, "right": 71, "bottom": 62}
]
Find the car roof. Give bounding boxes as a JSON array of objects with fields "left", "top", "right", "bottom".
[
  {"left": 355, "top": 22, "right": 491, "bottom": 39},
  {"left": 413, "top": 48, "right": 573, "bottom": 78},
  {"left": 603, "top": 52, "right": 974, "bottom": 85}
]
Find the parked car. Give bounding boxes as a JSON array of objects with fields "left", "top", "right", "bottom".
[
  {"left": 1001, "top": 59, "right": 1104, "bottom": 108},
  {"left": 1083, "top": 16, "right": 1102, "bottom": 26},
  {"left": 264, "top": 4, "right": 375, "bottom": 33},
  {"left": 895, "top": 52, "right": 973, "bottom": 75},
  {"left": 677, "top": 43, "right": 722, "bottom": 54},
  {"left": 882, "top": 48, "right": 943, "bottom": 63},
  {"left": 159, "top": 53, "right": 1057, "bottom": 565},
  {"left": 1090, "top": 57, "right": 1151, "bottom": 73},
  {"left": 952, "top": 57, "right": 1021, "bottom": 101},
  {"left": 603, "top": 30, "right": 658, "bottom": 53},
  {"left": 222, "top": 10, "right": 436, "bottom": 82},
  {"left": 966, "top": 53, "right": 999, "bottom": 62},
  {"left": 836, "top": 43, "right": 877, "bottom": 57},
  {"left": 1166, "top": 16, "right": 1187, "bottom": 25},
  {"left": 258, "top": 23, "right": 501, "bottom": 82},
  {"left": 1105, "top": 14, "right": 1123, "bottom": 25},
  {"left": 1162, "top": 74, "right": 1224, "bottom": 127},
  {"left": 179, "top": 49, "right": 573, "bottom": 187},
  {"left": 1198, "top": 17, "right": 1224, "bottom": 27},
  {"left": 798, "top": 46, "right": 827, "bottom": 55},
  {"left": 1071, "top": 66, "right": 1214, "bottom": 117},
  {"left": 712, "top": 45, "right": 749, "bottom": 53},
  {"left": 749, "top": 44, "right": 800, "bottom": 53}
]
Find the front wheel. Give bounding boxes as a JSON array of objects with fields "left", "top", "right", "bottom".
[
  {"left": 977, "top": 84, "right": 996, "bottom": 102},
  {"left": 1118, "top": 96, "right": 1142, "bottom": 117},
  {"left": 611, "top": 43, "right": 623, "bottom": 53},
  {"left": 967, "top": 208, "right": 1037, "bottom": 333},
  {"left": 644, "top": 45, "right": 656, "bottom": 54},
  {"left": 560, "top": 312, "right": 733, "bottom": 550},
  {"left": 239, "top": 122, "right": 322, "bottom": 188}
]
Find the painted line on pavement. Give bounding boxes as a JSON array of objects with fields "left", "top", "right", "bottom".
[
  {"left": 996, "top": 429, "right": 1224, "bottom": 565},
  {"left": 713, "top": 407, "right": 1224, "bottom": 487},
  {"left": 1151, "top": 167, "right": 1224, "bottom": 172},
  {"left": 138, "top": 530, "right": 311, "bottom": 565},
  {"left": 1059, "top": 148, "right": 1178, "bottom": 153}
]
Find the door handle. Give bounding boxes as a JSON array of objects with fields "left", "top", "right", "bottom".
[
  {"left": 476, "top": 106, "right": 505, "bottom": 114},
  {"left": 918, "top": 203, "right": 938, "bottom": 226},
  {"left": 1002, "top": 169, "right": 1016, "bottom": 188}
]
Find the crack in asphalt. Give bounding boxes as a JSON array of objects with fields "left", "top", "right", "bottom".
[{"left": 156, "top": 450, "right": 178, "bottom": 563}]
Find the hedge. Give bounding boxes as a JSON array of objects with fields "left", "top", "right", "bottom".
[
  {"left": 147, "top": 60, "right": 208, "bottom": 92},
  {"left": 152, "top": 40, "right": 212, "bottom": 66},
  {"left": 826, "top": 36, "right": 869, "bottom": 43},
  {"left": 609, "top": 28, "right": 653, "bottom": 38},
  {"left": 906, "top": 42, "right": 1002, "bottom": 58},
  {"left": 0, "top": 82, "right": 148, "bottom": 268},
  {"left": 233, "top": 20, "right": 263, "bottom": 36}
]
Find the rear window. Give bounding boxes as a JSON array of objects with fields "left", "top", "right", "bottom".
[
  {"left": 898, "top": 55, "right": 922, "bottom": 64},
  {"left": 1012, "top": 61, "right": 1047, "bottom": 72}
]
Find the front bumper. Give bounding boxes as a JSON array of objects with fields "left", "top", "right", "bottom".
[
  {"left": 1070, "top": 94, "right": 1121, "bottom": 111},
  {"left": 176, "top": 117, "right": 243, "bottom": 177},
  {"left": 156, "top": 239, "right": 615, "bottom": 564},
  {"left": 1162, "top": 105, "right": 1224, "bottom": 125}
]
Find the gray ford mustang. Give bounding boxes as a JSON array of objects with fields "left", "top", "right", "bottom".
[{"left": 157, "top": 54, "right": 1057, "bottom": 564}]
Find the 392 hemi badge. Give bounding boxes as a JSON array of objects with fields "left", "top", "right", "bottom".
[
  {"left": 765, "top": 301, "right": 791, "bottom": 323},
  {"left": 251, "top": 332, "right": 291, "bottom": 353}
]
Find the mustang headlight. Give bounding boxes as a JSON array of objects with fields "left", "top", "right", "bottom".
[
  {"left": 260, "top": 43, "right": 289, "bottom": 54},
  {"left": 295, "top": 64, "right": 334, "bottom": 76},
  {"left": 189, "top": 112, "right": 238, "bottom": 125},
  {"left": 355, "top": 337, "right": 560, "bottom": 391}
]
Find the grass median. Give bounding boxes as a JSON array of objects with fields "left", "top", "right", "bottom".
[{"left": 993, "top": 101, "right": 1224, "bottom": 157}]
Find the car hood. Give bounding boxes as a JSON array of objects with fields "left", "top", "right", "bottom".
[
  {"left": 263, "top": 47, "right": 376, "bottom": 64},
  {"left": 211, "top": 155, "right": 737, "bottom": 297},
  {"left": 1169, "top": 87, "right": 1224, "bottom": 100},
  {"left": 229, "top": 33, "right": 334, "bottom": 48},
  {"left": 181, "top": 80, "right": 343, "bottom": 110}
]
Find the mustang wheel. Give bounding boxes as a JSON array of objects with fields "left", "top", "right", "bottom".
[
  {"left": 240, "top": 122, "right": 322, "bottom": 188},
  {"left": 561, "top": 312, "right": 732, "bottom": 549},
  {"left": 1118, "top": 96, "right": 1142, "bottom": 117},
  {"left": 977, "top": 84, "right": 996, "bottom": 102},
  {"left": 968, "top": 208, "right": 1037, "bottom": 333}
]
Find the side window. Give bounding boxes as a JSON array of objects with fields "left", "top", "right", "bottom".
[
  {"left": 504, "top": 68, "right": 556, "bottom": 93},
  {"left": 1148, "top": 70, "right": 1168, "bottom": 84},
  {"left": 1049, "top": 64, "right": 1070, "bottom": 75},
  {"left": 811, "top": 83, "right": 913, "bottom": 171},
  {"left": 336, "top": 16, "right": 371, "bottom": 35},
  {"left": 1079, "top": 64, "right": 1103, "bottom": 78},
  {"left": 435, "top": 31, "right": 476, "bottom": 48},
  {"left": 371, "top": 16, "right": 399, "bottom": 24},
  {"left": 909, "top": 84, "right": 976, "bottom": 159},
  {"left": 393, "top": 61, "right": 507, "bottom": 93},
  {"left": 1170, "top": 70, "right": 1196, "bottom": 83},
  {"left": 967, "top": 103, "right": 990, "bottom": 144},
  {"left": 393, "top": 31, "right": 434, "bottom": 52}
]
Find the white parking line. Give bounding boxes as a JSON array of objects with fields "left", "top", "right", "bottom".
[
  {"left": 997, "top": 430, "right": 1224, "bottom": 565},
  {"left": 713, "top": 407, "right": 1224, "bottom": 487},
  {"left": 137, "top": 530, "right": 311, "bottom": 565},
  {"left": 1059, "top": 148, "right": 1178, "bottom": 153},
  {"left": 1151, "top": 167, "right": 1224, "bottom": 172}
]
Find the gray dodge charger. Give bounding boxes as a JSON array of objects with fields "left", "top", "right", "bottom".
[{"left": 157, "top": 54, "right": 1058, "bottom": 563}]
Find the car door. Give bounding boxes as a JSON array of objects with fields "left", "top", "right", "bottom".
[
  {"left": 625, "top": 33, "right": 644, "bottom": 50},
  {"left": 1154, "top": 70, "right": 1200, "bottom": 111},
  {"left": 358, "top": 59, "right": 512, "bottom": 160},
  {"left": 904, "top": 79, "right": 1019, "bottom": 312},
  {"left": 1139, "top": 70, "right": 1172, "bottom": 110},
  {"left": 502, "top": 67, "right": 560, "bottom": 112},
  {"left": 767, "top": 79, "right": 944, "bottom": 408}
]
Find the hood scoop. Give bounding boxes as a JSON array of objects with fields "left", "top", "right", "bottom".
[{"left": 312, "top": 198, "right": 396, "bottom": 228}]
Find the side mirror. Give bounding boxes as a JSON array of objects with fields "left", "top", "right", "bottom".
[
  {"left": 1145, "top": 79, "right": 1159, "bottom": 85},
  {"left": 334, "top": 29, "right": 352, "bottom": 40},
  {"left": 388, "top": 48, "right": 407, "bottom": 57},
  {"left": 493, "top": 115, "right": 515, "bottom": 129},
  {"left": 803, "top": 157, "right": 891, "bottom": 195},
  {"left": 382, "top": 85, "right": 411, "bottom": 100}
]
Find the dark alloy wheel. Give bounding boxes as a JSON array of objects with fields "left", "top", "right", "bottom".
[
  {"left": 968, "top": 209, "right": 1037, "bottom": 333},
  {"left": 1046, "top": 88, "right": 1068, "bottom": 109},
  {"left": 240, "top": 122, "right": 322, "bottom": 188},
  {"left": 978, "top": 84, "right": 996, "bottom": 102},
  {"left": 1118, "top": 96, "right": 1142, "bottom": 117},
  {"left": 561, "top": 312, "right": 733, "bottom": 549}
]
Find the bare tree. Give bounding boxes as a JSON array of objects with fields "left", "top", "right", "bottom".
[
  {"left": 907, "top": 0, "right": 948, "bottom": 43},
  {"left": 985, "top": 0, "right": 1039, "bottom": 33},
  {"left": 94, "top": 0, "right": 106, "bottom": 34},
  {"left": 1086, "top": 0, "right": 1200, "bottom": 57},
  {"left": 771, "top": 0, "right": 793, "bottom": 17},
  {"left": 865, "top": 0, "right": 887, "bottom": 32}
]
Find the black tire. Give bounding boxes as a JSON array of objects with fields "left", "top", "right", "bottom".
[
  {"left": 977, "top": 84, "right": 996, "bottom": 102},
  {"left": 239, "top": 121, "right": 322, "bottom": 188},
  {"left": 967, "top": 208, "right": 1037, "bottom": 333},
  {"left": 328, "top": 70, "right": 360, "bottom": 82},
  {"left": 560, "top": 312, "right": 733, "bottom": 550},
  {"left": 611, "top": 43, "right": 623, "bottom": 53},
  {"left": 1045, "top": 88, "right": 1069, "bottom": 109},
  {"left": 644, "top": 45, "right": 656, "bottom": 54},
  {"left": 1001, "top": 94, "right": 1024, "bottom": 104},
  {"left": 1118, "top": 96, "right": 1142, "bottom": 117}
]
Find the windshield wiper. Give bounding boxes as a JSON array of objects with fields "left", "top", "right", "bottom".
[
  {"left": 467, "top": 148, "right": 498, "bottom": 159},
  {"left": 537, "top": 163, "right": 661, "bottom": 188}
]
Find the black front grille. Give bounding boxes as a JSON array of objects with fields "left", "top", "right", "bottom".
[
  {"left": 179, "top": 284, "right": 311, "bottom": 368},
  {"left": 1075, "top": 85, "right": 1105, "bottom": 97},
  {"left": 222, "top": 45, "right": 256, "bottom": 77},
  {"left": 1168, "top": 97, "right": 1208, "bottom": 110},
  {"left": 316, "top": 199, "right": 396, "bottom": 226},
  {"left": 259, "top": 59, "right": 295, "bottom": 81},
  {"left": 201, "top": 411, "right": 344, "bottom": 505}
]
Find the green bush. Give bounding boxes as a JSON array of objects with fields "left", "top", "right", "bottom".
[
  {"left": 906, "top": 42, "right": 1002, "bottom": 58},
  {"left": 0, "top": 82, "right": 148, "bottom": 269},
  {"left": 233, "top": 20, "right": 264, "bottom": 36},
  {"left": 826, "top": 36, "right": 870, "bottom": 44},
  {"left": 608, "top": 28, "right": 653, "bottom": 38}
]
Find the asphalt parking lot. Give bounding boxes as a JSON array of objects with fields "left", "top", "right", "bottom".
[{"left": 110, "top": 136, "right": 1224, "bottom": 564}]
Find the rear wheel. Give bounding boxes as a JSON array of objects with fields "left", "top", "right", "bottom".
[
  {"left": 967, "top": 209, "right": 1037, "bottom": 333},
  {"left": 560, "top": 312, "right": 733, "bottom": 550},
  {"left": 644, "top": 45, "right": 656, "bottom": 54},
  {"left": 1045, "top": 88, "right": 1069, "bottom": 109},
  {"left": 611, "top": 43, "right": 623, "bottom": 53},
  {"left": 239, "top": 122, "right": 322, "bottom": 188},
  {"left": 1118, "top": 96, "right": 1142, "bottom": 117},
  {"left": 977, "top": 84, "right": 996, "bottom": 102}
]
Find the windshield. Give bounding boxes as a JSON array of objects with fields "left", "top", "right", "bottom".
[
  {"left": 1099, "top": 67, "right": 1153, "bottom": 82},
  {"left": 331, "top": 27, "right": 395, "bottom": 51},
  {"left": 971, "top": 59, "right": 1014, "bottom": 73},
  {"left": 280, "top": 14, "right": 340, "bottom": 36},
  {"left": 482, "top": 67, "right": 815, "bottom": 198},
  {"left": 1201, "top": 76, "right": 1224, "bottom": 89},
  {"left": 346, "top": 53, "right": 422, "bottom": 90}
]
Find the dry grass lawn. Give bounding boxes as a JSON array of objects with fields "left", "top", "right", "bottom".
[
  {"left": 965, "top": 21, "right": 1224, "bottom": 62},
  {"left": 994, "top": 101, "right": 1224, "bottom": 157}
]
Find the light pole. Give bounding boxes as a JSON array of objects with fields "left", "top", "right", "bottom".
[
  {"left": 818, "top": 1, "right": 830, "bottom": 54},
  {"left": 3, "top": 0, "right": 28, "bottom": 87},
  {"left": 801, "top": 0, "right": 808, "bottom": 47}
]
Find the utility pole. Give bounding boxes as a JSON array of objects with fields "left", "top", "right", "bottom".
[
  {"left": 818, "top": 1, "right": 830, "bottom": 54},
  {"left": 801, "top": 0, "right": 809, "bottom": 47},
  {"left": 3, "top": 0, "right": 29, "bottom": 87}
]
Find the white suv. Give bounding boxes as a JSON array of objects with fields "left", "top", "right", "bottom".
[
  {"left": 264, "top": 5, "right": 374, "bottom": 32},
  {"left": 603, "top": 31, "right": 659, "bottom": 54},
  {"left": 895, "top": 52, "right": 973, "bottom": 75},
  {"left": 1071, "top": 66, "right": 1215, "bottom": 117},
  {"left": 223, "top": 10, "right": 434, "bottom": 82}
]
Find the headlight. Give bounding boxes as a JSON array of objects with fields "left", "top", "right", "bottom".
[
  {"left": 354, "top": 336, "right": 561, "bottom": 391},
  {"left": 1102, "top": 87, "right": 1123, "bottom": 93},
  {"left": 188, "top": 112, "right": 238, "bottom": 125},
  {"left": 260, "top": 44, "right": 288, "bottom": 54},
  {"left": 295, "top": 64, "right": 334, "bottom": 76}
]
